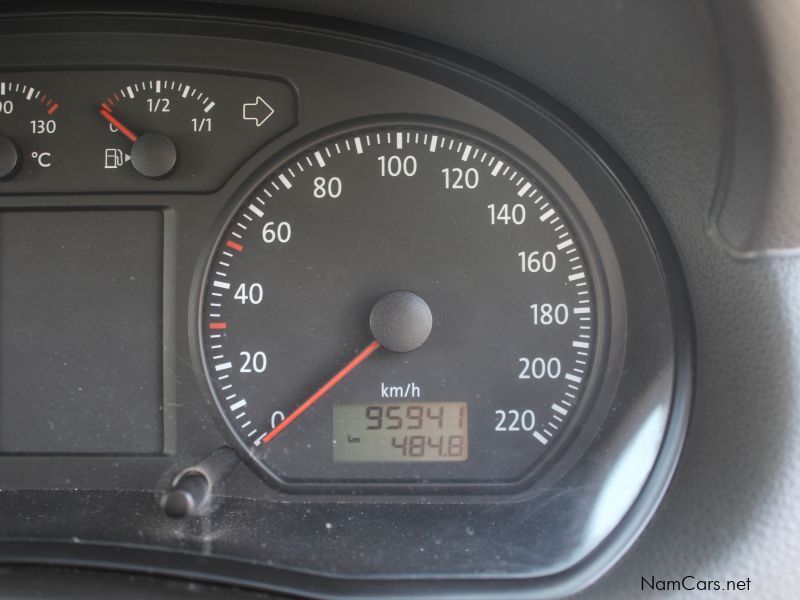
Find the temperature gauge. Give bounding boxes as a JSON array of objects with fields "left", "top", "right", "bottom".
[{"left": 0, "top": 80, "right": 60, "bottom": 182}]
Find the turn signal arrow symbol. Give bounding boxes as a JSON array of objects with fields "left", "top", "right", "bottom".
[{"left": 242, "top": 96, "right": 275, "bottom": 126}]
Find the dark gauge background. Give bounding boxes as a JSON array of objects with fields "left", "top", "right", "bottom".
[{"left": 201, "top": 123, "right": 599, "bottom": 489}]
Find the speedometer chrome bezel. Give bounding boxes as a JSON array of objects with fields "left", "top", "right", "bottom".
[{"left": 195, "top": 115, "right": 619, "bottom": 496}]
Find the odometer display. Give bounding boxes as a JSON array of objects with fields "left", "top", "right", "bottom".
[
  {"left": 333, "top": 402, "right": 468, "bottom": 463},
  {"left": 200, "top": 124, "right": 598, "bottom": 489}
]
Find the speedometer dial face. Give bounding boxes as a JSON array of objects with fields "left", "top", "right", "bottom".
[{"left": 200, "top": 123, "right": 600, "bottom": 489}]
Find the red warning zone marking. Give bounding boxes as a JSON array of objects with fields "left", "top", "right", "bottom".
[
  {"left": 209, "top": 322, "right": 228, "bottom": 330},
  {"left": 226, "top": 240, "right": 244, "bottom": 252}
]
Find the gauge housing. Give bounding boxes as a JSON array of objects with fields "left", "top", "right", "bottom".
[{"left": 0, "top": 7, "right": 692, "bottom": 599}]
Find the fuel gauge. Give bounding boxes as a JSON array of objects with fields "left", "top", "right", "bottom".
[
  {"left": 93, "top": 74, "right": 296, "bottom": 188},
  {"left": 97, "top": 78, "right": 216, "bottom": 179}
]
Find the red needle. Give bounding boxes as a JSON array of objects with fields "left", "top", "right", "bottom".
[
  {"left": 99, "top": 108, "right": 139, "bottom": 143},
  {"left": 261, "top": 340, "right": 381, "bottom": 445}
]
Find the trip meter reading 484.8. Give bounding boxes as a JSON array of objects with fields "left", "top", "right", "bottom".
[{"left": 200, "top": 123, "right": 598, "bottom": 490}]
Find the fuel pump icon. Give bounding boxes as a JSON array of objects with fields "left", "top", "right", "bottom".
[{"left": 104, "top": 148, "right": 130, "bottom": 169}]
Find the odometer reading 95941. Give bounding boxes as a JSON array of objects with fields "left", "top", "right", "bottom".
[
  {"left": 200, "top": 123, "right": 598, "bottom": 489},
  {"left": 333, "top": 402, "right": 468, "bottom": 462}
]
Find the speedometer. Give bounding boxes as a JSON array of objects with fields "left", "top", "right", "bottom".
[{"left": 200, "top": 121, "right": 602, "bottom": 490}]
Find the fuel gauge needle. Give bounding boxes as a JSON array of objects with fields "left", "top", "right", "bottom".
[
  {"left": 99, "top": 108, "right": 139, "bottom": 142},
  {"left": 99, "top": 107, "right": 176, "bottom": 178},
  {"left": 260, "top": 340, "right": 381, "bottom": 445}
]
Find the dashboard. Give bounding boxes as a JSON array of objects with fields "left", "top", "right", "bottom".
[{"left": 0, "top": 2, "right": 797, "bottom": 599}]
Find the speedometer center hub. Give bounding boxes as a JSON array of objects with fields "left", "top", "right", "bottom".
[{"left": 369, "top": 290, "right": 433, "bottom": 353}]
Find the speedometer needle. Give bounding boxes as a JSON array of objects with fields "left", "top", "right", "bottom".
[
  {"left": 99, "top": 108, "right": 139, "bottom": 142},
  {"left": 261, "top": 340, "right": 381, "bottom": 445}
]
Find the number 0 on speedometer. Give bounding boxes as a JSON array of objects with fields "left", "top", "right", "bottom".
[{"left": 200, "top": 123, "right": 599, "bottom": 489}]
